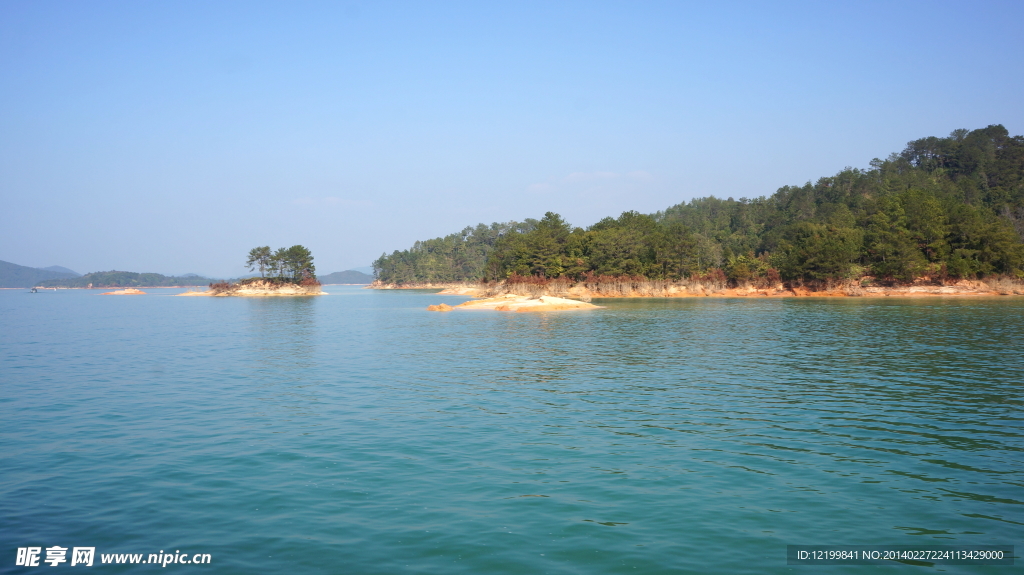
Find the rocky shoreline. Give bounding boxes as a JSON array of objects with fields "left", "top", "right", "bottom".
[{"left": 373, "top": 278, "right": 1024, "bottom": 299}]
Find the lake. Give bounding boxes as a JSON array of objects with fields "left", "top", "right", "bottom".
[{"left": 1, "top": 287, "right": 1021, "bottom": 573}]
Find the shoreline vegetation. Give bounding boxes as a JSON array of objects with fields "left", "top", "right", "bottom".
[
  {"left": 381, "top": 276, "right": 1024, "bottom": 301},
  {"left": 373, "top": 125, "right": 1024, "bottom": 305}
]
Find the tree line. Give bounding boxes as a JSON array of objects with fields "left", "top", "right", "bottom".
[
  {"left": 375, "top": 125, "right": 1024, "bottom": 286},
  {"left": 373, "top": 222, "right": 536, "bottom": 284}
]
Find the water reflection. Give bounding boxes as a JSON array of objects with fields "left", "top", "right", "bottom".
[
  {"left": 248, "top": 297, "right": 318, "bottom": 364},
  {"left": 245, "top": 297, "right": 322, "bottom": 426}
]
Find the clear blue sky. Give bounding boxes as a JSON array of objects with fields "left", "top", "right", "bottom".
[{"left": 2, "top": 1, "right": 1022, "bottom": 277}]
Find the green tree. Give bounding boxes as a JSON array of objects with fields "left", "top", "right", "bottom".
[
  {"left": 778, "top": 222, "right": 863, "bottom": 282},
  {"left": 270, "top": 248, "right": 287, "bottom": 278},
  {"left": 246, "top": 246, "right": 272, "bottom": 277},
  {"left": 489, "top": 212, "right": 573, "bottom": 278},
  {"left": 901, "top": 189, "right": 948, "bottom": 261},
  {"left": 655, "top": 221, "right": 699, "bottom": 279},
  {"left": 946, "top": 204, "right": 1024, "bottom": 277},
  {"left": 524, "top": 212, "right": 573, "bottom": 277},
  {"left": 864, "top": 197, "right": 926, "bottom": 282},
  {"left": 284, "top": 245, "right": 316, "bottom": 280}
]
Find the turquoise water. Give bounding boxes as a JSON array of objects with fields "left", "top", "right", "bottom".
[{"left": 1, "top": 288, "right": 1022, "bottom": 574}]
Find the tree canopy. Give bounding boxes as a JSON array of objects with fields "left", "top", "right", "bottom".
[
  {"left": 373, "top": 222, "right": 535, "bottom": 284},
  {"left": 247, "top": 245, "right": 316, "bottom": 283}
]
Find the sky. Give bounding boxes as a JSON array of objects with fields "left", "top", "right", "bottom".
[{"left": 2, "top": 1, "right": 1023, "bottom": 278}]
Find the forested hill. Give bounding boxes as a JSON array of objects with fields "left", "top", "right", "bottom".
[
  {"left": 39, "top": 271, "right": 218, "bottom": 288},
  {"left": 0, "top": 259, "right": 78, "bottom": 288},
  {"left": 319, "top": 270, "right": 373, "bottom": 284},
  {"left": 374, "top": 125, "right": 1024, "bottom": 285}
]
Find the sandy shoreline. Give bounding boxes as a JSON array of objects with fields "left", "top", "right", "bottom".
[
  {"left": 429, "top": 294, "right": 602, "bottom": 312},
  {"left": 100, "top": 288, "right": 146, "bottom": 295}
]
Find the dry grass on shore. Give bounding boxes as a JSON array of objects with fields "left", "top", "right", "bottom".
[{"left": 472, "top": 273, "right": 1024, "bottom": 299}]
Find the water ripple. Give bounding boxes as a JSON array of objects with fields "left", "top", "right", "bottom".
[{"left": 1, "top": 290, "right": 1022, "bottom": 574}]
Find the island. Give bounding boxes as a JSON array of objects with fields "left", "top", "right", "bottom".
[{"left": 177, "top": 245, "right": 324, "bottom": 297}]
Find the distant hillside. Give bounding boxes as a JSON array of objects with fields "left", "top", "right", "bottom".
[
  {"left": 0, "top": 260, "right": 78, "bottom": 288},
  {"left": 319, "top": 270, "right": 374, "bottom": 284},
  {"left": 38, "top": 270, "right": 220, "bottom": 288},
  {"left": 40, "top": 265, "right": 80, "bottom": 276}
]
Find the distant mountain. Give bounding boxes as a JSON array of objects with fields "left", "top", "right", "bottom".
[
  {"left": 38, "top": 270, "right": 220, "bottom": 288},
  {"left": 0, "top": 259, "right": 79, "bottom": 288},
  {"left": 40, "top": 265, "right": 80, "bottom": 276},
  {"left": 319, "top": 270, "right": 374, "bottom": 284}
]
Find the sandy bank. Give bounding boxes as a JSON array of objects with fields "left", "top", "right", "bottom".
[
  {"left": 599, "top": 281, "right": 1022, "bottom": 298},
  {"left": 428, "top": 294, "right": 602, "bottom": 312},
  {"left": 100, "top": 288, "right": 146, "bottom": 295},
  {"left": 575, "top": 282, "right": 1017, "bottom": 298}
]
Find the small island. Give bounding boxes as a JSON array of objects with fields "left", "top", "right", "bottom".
[
  {"left": 428, "top": 294, "right": 601, "bottom": 312},
  {"left": 101, "top": 288, "right": 147, "bottom": 295},
  {"left": 178, "top": 245, "right": 324, "bottom": 297}
]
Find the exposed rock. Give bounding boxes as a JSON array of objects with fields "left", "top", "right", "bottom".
[{"left": 452, "top": 294, "right": 601, "bottom": 312}]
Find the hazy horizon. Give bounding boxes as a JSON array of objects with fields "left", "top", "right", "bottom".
[
  {"left": 0, "top": 259, "right": 375, "bottom": 280},
  {"left": 3, "top": 1, "right": 1023, "bottom": 278}
]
